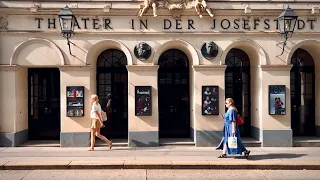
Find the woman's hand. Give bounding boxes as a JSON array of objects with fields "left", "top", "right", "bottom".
[{"left": 219, "top": 113, "right": 224, "bottom": 119}]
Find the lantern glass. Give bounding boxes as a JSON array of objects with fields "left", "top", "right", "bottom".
[
  {"left": 58, "top": 6, "right": 75, "bottom": 39},
  {"left": 277, "top": 7, "right": 298, "bottom": 38}
]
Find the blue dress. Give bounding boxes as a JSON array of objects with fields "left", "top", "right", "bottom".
[{"left": 216, "top": 108, "right": 247, "bottom": 155}]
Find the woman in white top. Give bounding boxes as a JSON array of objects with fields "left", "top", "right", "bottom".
[{"left": 89, "top": 94, "right": 112, "bottom": 151}]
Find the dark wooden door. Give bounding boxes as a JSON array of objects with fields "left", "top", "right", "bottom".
[
  {"left": 225, "top": 48, "right": 251, "bottom": 137},
  {"left": 290, "top": 49, "right": 315, "bottom": 136},
  {"left": 158, "top": 49, "right": 190, "bottom": 138},
  {"left": 28, "top": 68, "right": 60, "bottom": 140},
  {"left": 97, "top": 49, "right": 128, "bottom": 139}
]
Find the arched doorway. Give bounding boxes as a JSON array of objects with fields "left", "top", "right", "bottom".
[
  {"left": 97, "top": 49, "right": 128, "bottom": 139},
  {"left": 225, "top": 48, "right": 251, "bottom": 137},
  {"left": 290, "top": 48, "right": 315, "bottom": 136},
  {"left": 158, "top": 49, "right": 190, "bottom": 138}
]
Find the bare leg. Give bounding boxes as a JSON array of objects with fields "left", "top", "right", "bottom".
[
  {"left": 139, "top": 7, "right": 149, "bottom": 17},
  {"left": 222, "top": 142, "right": 227, "bottom": 154},
  {"left": 89, "top": 128, "right": 96, "bottom": 151},
  {"left": 195, "top": 6, "right": 202, "bottom": 18},
  {"left": 152, "top": 3, "right": 157, "bottom": 17},
  {"left": 96, "top": 128, "right": 112, "bottom": 149},
  {"left": 205, "top": 7, "right": 214, "bottom": 17}
]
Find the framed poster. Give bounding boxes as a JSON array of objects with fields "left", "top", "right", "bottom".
[
  {"left": 135, "top": 86, "right": 152, "bottom": 116},
  {"left": 269, "top": 85, "right": 286, "bottom": 115},
  {"left": 202, "top": 86, "right": 219, "bottom": 115},
  {"left": 66, "top": 86, "right": 84, "bottom": 117}
]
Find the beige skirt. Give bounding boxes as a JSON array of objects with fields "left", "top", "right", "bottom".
[{"left": 91, "top": 118, "right": 101, "bottom": 129}]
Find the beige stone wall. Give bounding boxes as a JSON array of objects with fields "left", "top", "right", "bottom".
[
  {"left": 127, "top": 66, "right": 159, "bottom": 132},
  {"left": 60, "top": 66, "right": 92, "bottom": 132},
  {"left": 15, "top": 67, "right": 28, "bottom": 132},
  {"left": 0, "top": 68, "right": 16, "bottom": 132}
]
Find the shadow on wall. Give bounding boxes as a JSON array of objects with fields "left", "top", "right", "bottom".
[{"left": 235, "top": 153, "right": 307, "bottom": 161}]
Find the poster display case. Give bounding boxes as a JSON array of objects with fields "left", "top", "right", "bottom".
[
  {"left": 135, "top": 86, "right": 152, "bottom": 116},
  {"left": 66, "top": 86, "right": 84, "bottom": 117},
  {"left": 269, "top": 85, "right": 286, "bottom": 115},
  {"left": 202, "top": 86, "right": 219, "bottom": 115}
]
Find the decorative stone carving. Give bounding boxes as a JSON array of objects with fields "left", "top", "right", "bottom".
[
  {"left": 194, "top": 0, "right": 214, "bottom": 18},
  {"left": 201, "top": 42, "right": 218, "bottom": 60},
  {"left": 0, "top": 15, "right": 8, "bottom": 31},
  {"left": 138, "top": 0, "right": 158, "bottom": 17},
  {"left": 138, "top": 0, "right": 214, "bottom": 18},
  {"left": 134, "top": 42, "right": 152, "bottom": 61}
]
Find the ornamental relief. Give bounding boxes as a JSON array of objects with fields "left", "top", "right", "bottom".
[
  {"left": 138, "top": 0, "right": 214, "bottom": 18},
  {"left": 0, "top": 15, "right": 8, "bottom": 31}
]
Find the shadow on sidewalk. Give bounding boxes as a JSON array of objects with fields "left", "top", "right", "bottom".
[{"left": 234, "top": 153, "right": 307, "bottom": 160}]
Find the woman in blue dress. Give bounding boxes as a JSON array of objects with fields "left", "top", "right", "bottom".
[{"left": 216, "top": 98, "right": 250, "bottom": 158}]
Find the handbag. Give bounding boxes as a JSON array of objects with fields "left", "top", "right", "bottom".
[
  {"left": 101, "top": 110, "right": 107, "bottom": 121},
  {"left": 237, "top": 114, "right": 244, "bottom": 125},
  {"left": 228, "top": 136, "right": 238, "bottom": 149}
]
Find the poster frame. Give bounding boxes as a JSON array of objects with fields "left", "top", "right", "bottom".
[
  {"left": 268, "top": 85, "right": 286, "bottom": 115},
  {"left": 202, "top": 85, "right": 219, "bottom": 115},
  {"left": 135, "top": 86, "right": 152, "bottom": 116},
  {"left": 66, "top": 86, "right": 85, "bottom": 117}
]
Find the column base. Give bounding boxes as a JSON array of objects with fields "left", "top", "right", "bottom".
[
  {"left": 251, "top": 126, "right": 261, "bottom": 141},
  {"left": 262, "top": 129, "right": 292, "bottom": 147},
  {"left": 195, "top": 129, "right": 223, "bottom": 147},
  {"left": 60, "top": 132, "right": 90, "bottom": 147},
  {"left": 129, "top": 131, "right": 159, "bottom": 147},
  {"left": 0, "top": 129, "right": 28, "bottom": 147}
]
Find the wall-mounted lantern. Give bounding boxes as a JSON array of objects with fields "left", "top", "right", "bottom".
[
  {"left": 277, "top": 6, "right": 298, "bottom": 56},
  {"left": 58, "top": 6, "right": 76, "bottom": 56}
]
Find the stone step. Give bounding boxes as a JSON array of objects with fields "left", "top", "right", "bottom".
[{"left": 293, "top": 137, "right": 320, "bottom": 147}]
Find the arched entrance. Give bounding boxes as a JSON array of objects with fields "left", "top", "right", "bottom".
[
  {"left": 290, "top": 48, "right": 315, "bottom": 136},
  {"left": 158, "top": 49, "right": 190, "bottom": 138},
  {"left": 225, "top": 48, "right": 251, "bottom": 137},
  {"left": 96, "top": 49, "right": 128, "bottom": 139}
]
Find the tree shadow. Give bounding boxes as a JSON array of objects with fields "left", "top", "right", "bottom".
[{"left": 234, "top": 153, "right": 307, "bottom": 160}]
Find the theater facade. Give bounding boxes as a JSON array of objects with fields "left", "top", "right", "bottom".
[{"left": 1, "top": 0, "right": 320, "bottom": 147}]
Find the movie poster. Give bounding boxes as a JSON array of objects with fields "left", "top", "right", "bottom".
[
  {"left": 135, "top": 86, "right": 152, "bottom": 116},
  {"left": 66, "top": 86, "right": 84, "bottom": 117},
  {"left": 202, "top": 86, "right": 219, "bottom": 115},
  {"left": 269, "top": 85, "right": 286, "bottom": 115}
]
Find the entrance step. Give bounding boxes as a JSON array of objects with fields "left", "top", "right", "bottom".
[
  {"left": 20, "top": 140, "right": 60, "bottom": 147},
  {"left": 293, "top": 136, "right": 320, "bottom": 147},
  {"left": 242, "top": 137, "right": 261, "bottom": 147},
  {"left": 95, "top": 139, "right": 128, "bottom": 147},
  {"left": 159, "top": 138, "right": 195, "bottom": 146}
]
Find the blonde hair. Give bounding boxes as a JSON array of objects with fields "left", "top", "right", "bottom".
[
  {"left": 226, "top": 98, "right": 238, "bottom": 112},
  {"left": 91, "top": 94, "right": 99, "bottom": 105}
]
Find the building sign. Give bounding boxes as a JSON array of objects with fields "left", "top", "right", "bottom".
[
  {"left": 202, "top": 86, "right": 219, "bottom": 115},
  {"left": 6, "top": 15, "right": 319, "bottom": 33},
  {"left": 135, "top": 86, "right": 152, "bottom": 116}
]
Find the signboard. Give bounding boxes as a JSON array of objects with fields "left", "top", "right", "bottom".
[
  {"left": 135, "top": 86, "right": 152, "bottom": 116},
  {"left": 202, "top": 86, "right": 219, "bottom": 115},
  {"left": 66, "top": 86, "right": 84, "bottom": 117},
  {"left": 269, "top": 85, "right": 286, "bottom": 115}
]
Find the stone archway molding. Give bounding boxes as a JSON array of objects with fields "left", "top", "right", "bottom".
[
  {"left": 86, "top": 39, "right": 133, "bottom": 65},
  {"left": 220, "top": 39, "right": 267, "bottom": 65},
  {"left": 286, "top": 39, "right": 320, "bottom": 65},
  {"left": 152, "top": 39, "right": 200, "bottom": 65},
  {"left": 10, "top": 37, "right": 65, "bottom": 65}
]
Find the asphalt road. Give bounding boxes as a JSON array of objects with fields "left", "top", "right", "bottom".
[{"left": 1, "top": 170, "right": 320, "bottom": 180}]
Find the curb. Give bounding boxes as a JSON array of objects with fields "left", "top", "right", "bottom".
[{"left": 2, "top": 161, "right": 320, "bottom": 170}]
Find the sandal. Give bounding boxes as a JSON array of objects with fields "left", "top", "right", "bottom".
[
  {"left": 217, "top": 154, "right": 227, "bottom": 158},
  {"left": 109, "top": 140, "right": 112, "bottom": 150},
  {"left": 244, "top": 150, "right": 250, "bottom": 159}
]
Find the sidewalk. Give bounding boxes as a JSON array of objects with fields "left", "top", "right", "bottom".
[{"left": 1, "top": 146, "right": 320, "bottom": 170}]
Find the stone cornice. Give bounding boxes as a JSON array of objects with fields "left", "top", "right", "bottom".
[
  {"left": 259, "top": 65, "right": 293, "bottom": 71},
  {"left": 58, "top": 65, "right": 92, "bottom": 71},
  {"left": 126, "top": 65, "right": 159, "bottom": 72},
  {"left": 192, "top": 65, "right": 227, "bottom": 71},
  {"left": 0, "top": 65, "right": 19, "bottom": 71}
]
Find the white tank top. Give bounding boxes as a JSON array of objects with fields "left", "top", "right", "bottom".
[{"left": 90, "top": 104, "right": 102, "bottom": 119}]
